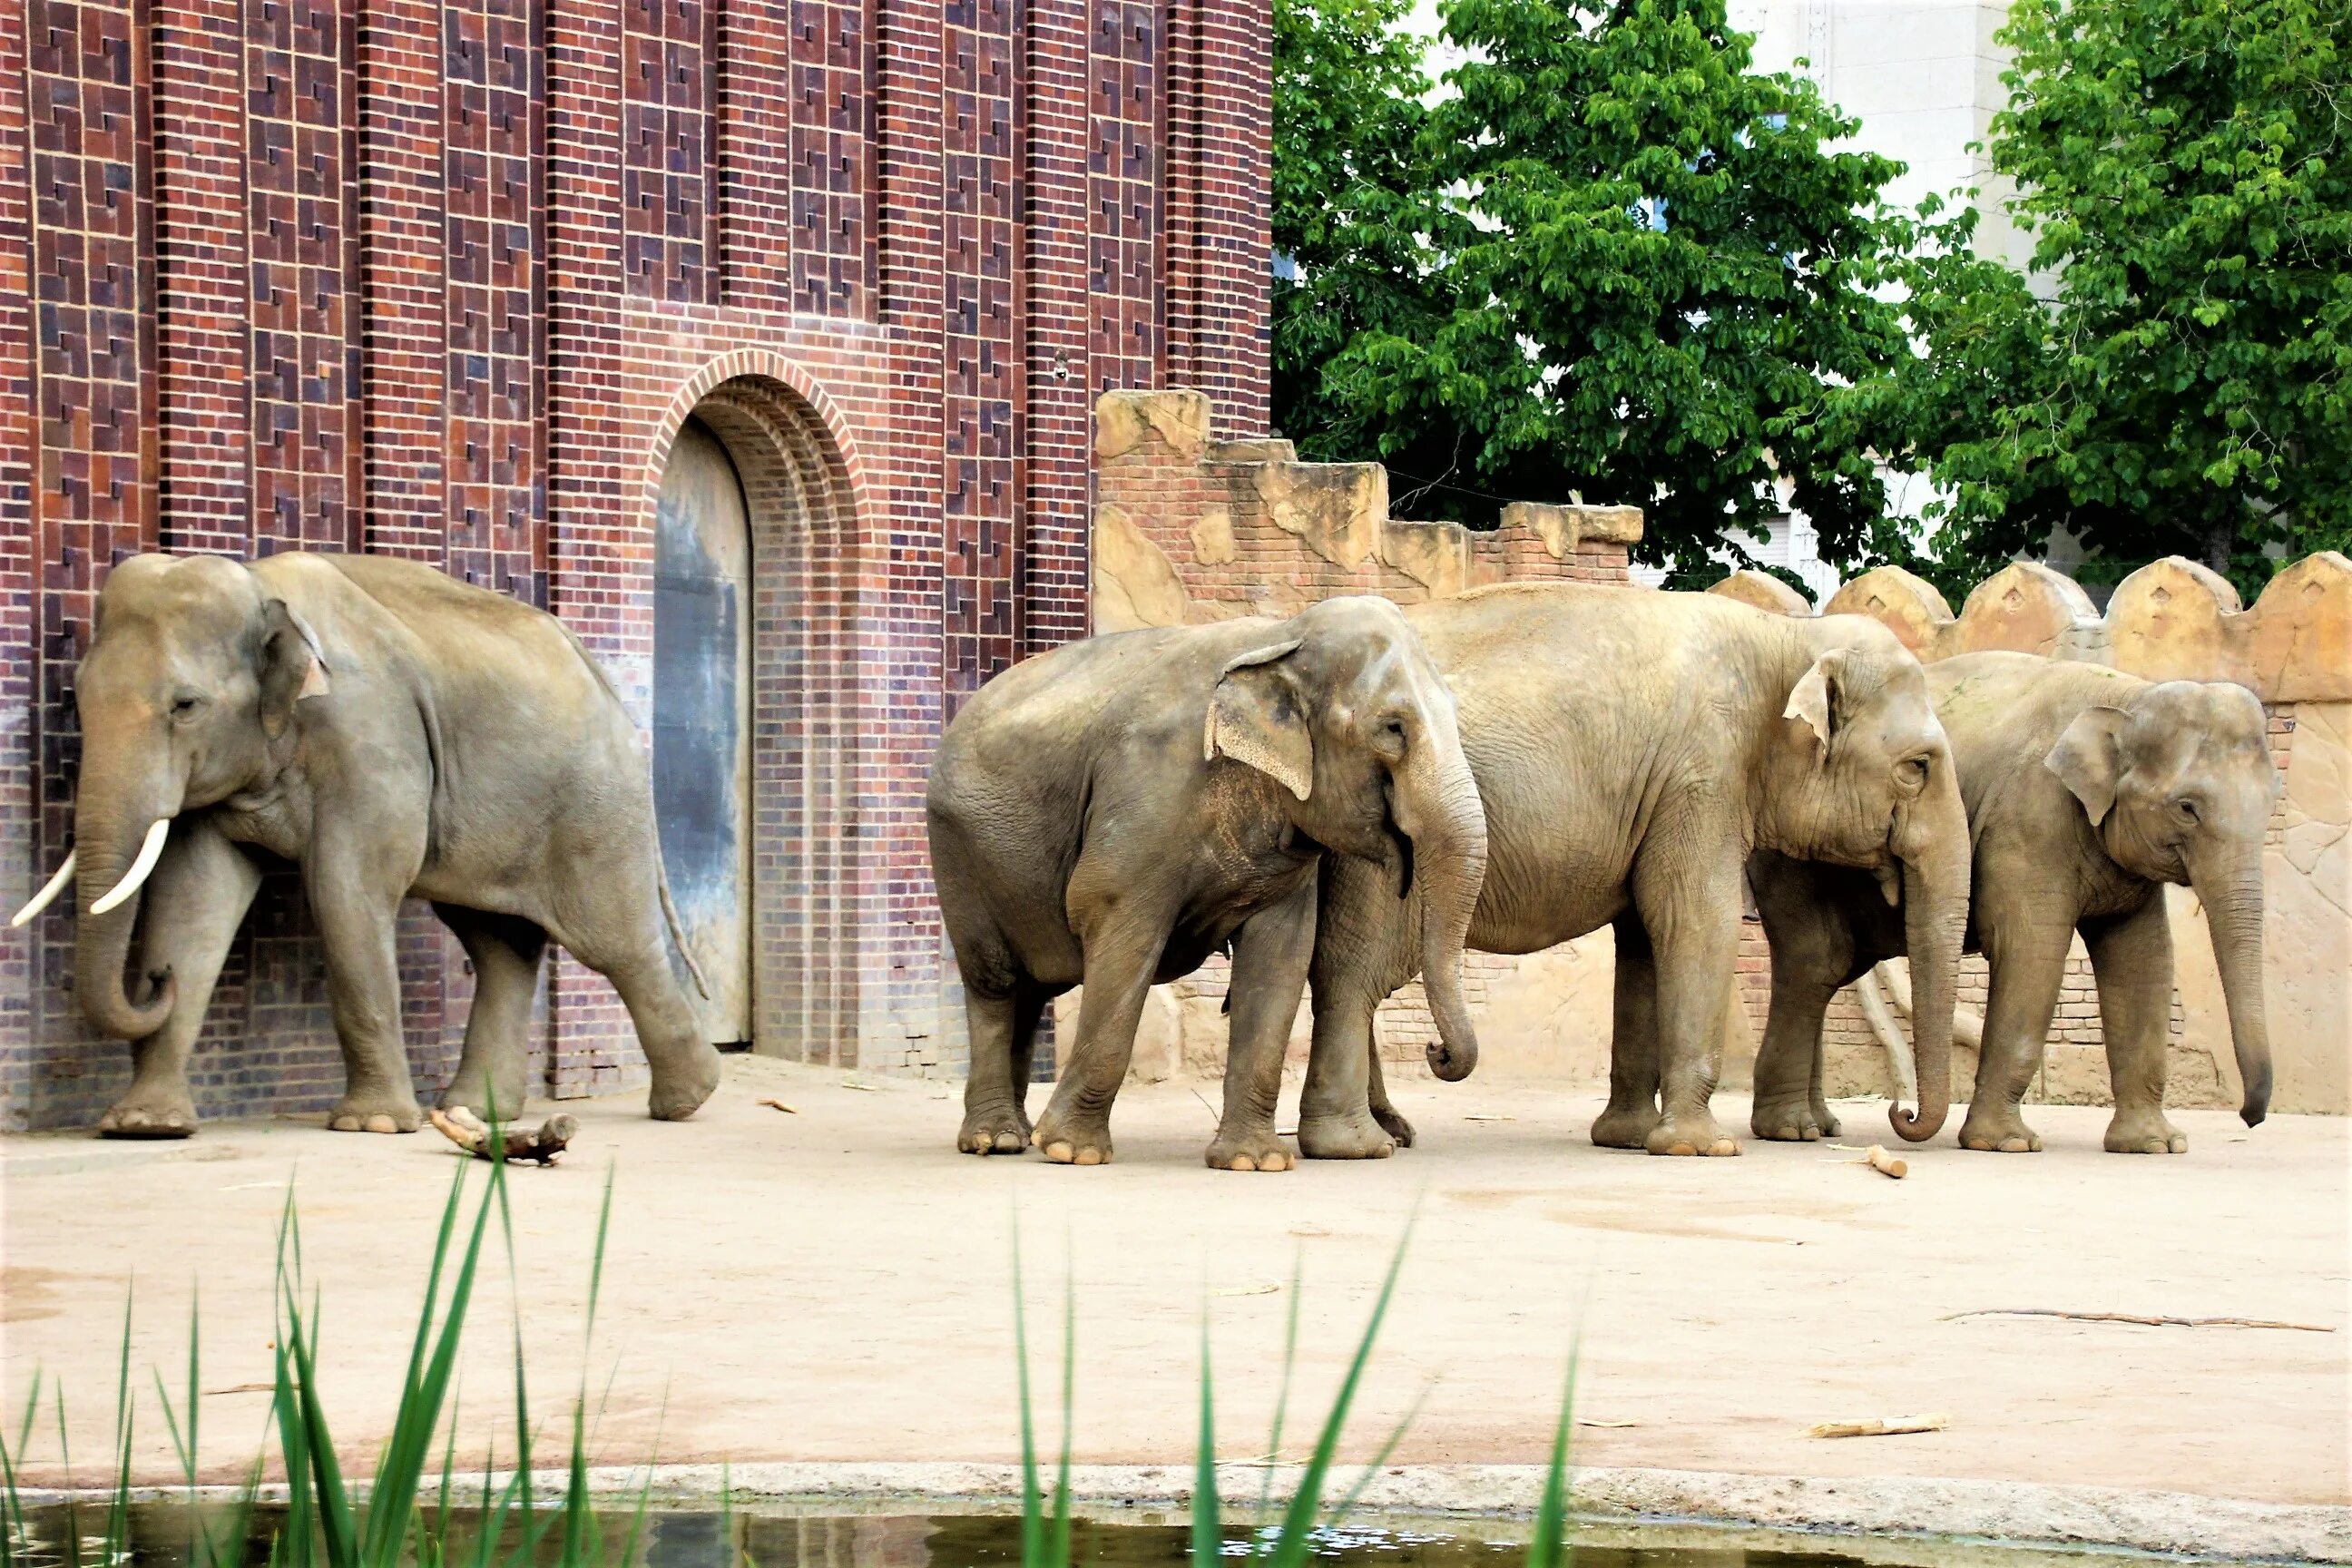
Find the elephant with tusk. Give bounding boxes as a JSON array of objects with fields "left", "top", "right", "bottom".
[
  {"left": 1746, "top": 651, "right": 2279, "bottom": 1153},
  {"left": 15, "top": 551, "right": 720, "bottom": 1139}
]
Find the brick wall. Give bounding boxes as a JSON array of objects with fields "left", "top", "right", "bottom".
[{"left": 0, "top": 0, "right": 1274, "bottom": 1131}]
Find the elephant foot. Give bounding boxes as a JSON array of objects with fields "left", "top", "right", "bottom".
[
  {"left": 328, "top": 1093, "right": 423, "bottom": 1134},
  {"left": 1958, "top": 1107, "right": 2043, "bottom": 1153},
  {"left": 1369, "top": 1099, "right": 1416, "bottom": 1149},
  {"left": 2104, "top": 1109, "right": 2189, "bottom": 1155},
  {"left": 1590, "top": 1101, "right": 1661, "bottom": 1150},
  {"left": 1205, "top": 1127, "right": 1294, "bottom": 1172},
  {"left": 1749, "top": 1095, "right": 1828, "bottom": 1142},
  {"left": 1297, "top": 1108, "right": 1396, "bottom": 1161},
  {"left": 647, "top": 1043, "right": 722, "bottom": 1121},
  {"left": 97, "top": 1090, "right": 198, "bottom": 1141},
  {"left": 1812, "top": 1099, "right": 1841, "bottom": 1138},
  {"left": 1645, "top": 1113, "right": 1740, "bottom": 1158},
  {"left": 1032, "top": 1108, "right": 1112, "bottom": 1167},
  {"left": 959, "top": 1105, "right": 1032, "bottom": 1156},
  {"left": 438, "top": 1074, "right": 527, "bottom": 1126}
]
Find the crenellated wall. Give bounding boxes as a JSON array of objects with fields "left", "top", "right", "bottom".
[{"left": 1710, "top": 553, "right": 2351, "bottom": 1115}]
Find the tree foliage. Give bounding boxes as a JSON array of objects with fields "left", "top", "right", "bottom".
[
  {"left": 1867, "top": 0, "right": 2352, "bottom": 599},
  {"left": 1273, "top": 0, "right": 1915, "bottom": 589}
]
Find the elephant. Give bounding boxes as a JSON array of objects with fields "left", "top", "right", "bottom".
[
  {"left": 1294, "top": 582, "right": 1972, "bottom": 1160},
  {"left": 926, "top": 594, "right": 1487, "bottom": 1171},
  {"left": 1747, "top": 651, "right": 2278, "bottom": 1154},
  {"left": 11, "top": 552, "right": 722, "bottom": 1137}
]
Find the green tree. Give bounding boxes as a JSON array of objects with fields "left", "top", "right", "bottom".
[
  {"left": 1873, "top": 0, "right": 2352, "bottom": 599},
  {"left": 1276, "top": 0, "right": 1915, "bottom": 589},
  {"left": 1270, "top": 0, "right": 1451, "bottom": 462}
]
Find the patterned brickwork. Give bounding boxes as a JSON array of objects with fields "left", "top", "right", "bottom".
[
  {"left": 245, "top": 0, "right": 360, "bottom": 554},
  {"left": 940, "top": 0, "right": 1019, "bottom": 715},
  {"left": 621, "top": 0, "right": 714, "bottom": 302},
  {"left": 1, "top": 0, "right": 1273, "bottom": 1130}
]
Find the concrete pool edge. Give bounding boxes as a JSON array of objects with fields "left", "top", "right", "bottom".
[{"left": 17, "top": 1463, "right": 2350, "bottom": 1563}]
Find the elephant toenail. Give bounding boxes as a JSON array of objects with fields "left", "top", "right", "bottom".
[
  {"left": 1074, "top": 1147, "right": 1103, "bottom": 1166},
  {"left": 1045, "top": 1141, "right": 1073, "bottom": 1162},
  {"left": 1229, "top": 1154, "right": 1254, "bottom": 1171}
]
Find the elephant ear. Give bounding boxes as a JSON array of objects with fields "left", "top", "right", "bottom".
[
  {"left": 1784, "top": 648, "right": 1847, "bottom": 756},
  {"left": 2045, "top": 704, "right": 2132, "bottom": 826},
  {"left": 259, "top": 599, "right": 331, "bottom": 738},
  {"left": 1204, "top": 639, "right": 1312, "bottom": 800}
]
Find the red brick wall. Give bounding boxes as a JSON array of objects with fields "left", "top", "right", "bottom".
[{"left": 0, "top": 0, "right": 1272, "bottom": 1130}]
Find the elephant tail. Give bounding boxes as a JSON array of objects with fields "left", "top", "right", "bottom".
[{"left": 656, "top": 856, "right": 711, "bottom": 1001}]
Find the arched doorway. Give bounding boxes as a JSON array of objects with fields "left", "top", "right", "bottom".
[{"left": 652, "top": 416, "right": 753, "bottom": 1047}]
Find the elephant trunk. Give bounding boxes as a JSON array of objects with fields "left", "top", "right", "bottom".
[
  {"left": 71, "top": 788, "right": 178, "bottom": 1041},
  {"left": 2192, "top": 852, "right": 2271, "bottom": 1127},
  {"left": 1402, "top": 726, "right": 1488, "bottom": 1082},
  {"left": 1887, "top": 779, "right": 1969, "bottom": 1142}
]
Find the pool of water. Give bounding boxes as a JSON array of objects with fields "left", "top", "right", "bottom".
[{"left": 4, "top": 1502, "right": 2234, "bottom": 1568}]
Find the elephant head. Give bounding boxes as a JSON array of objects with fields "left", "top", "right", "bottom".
[
  {"left": 1205, "top": 596, "right": 1488, "bottom": 1080},
  {"left": 1762, "top": 621, "right": 1971, "bottom": 1142},
  {"left": 2046, "top": 680, "right": 2280, "bottom": 1126},
  {"left": 18, "top": 554, "right": 329, "bottom": 1040}
]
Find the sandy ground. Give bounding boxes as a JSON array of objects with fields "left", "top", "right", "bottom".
[{"left": 3, "top": 1056, "right": 2347, "bottom": 1512}]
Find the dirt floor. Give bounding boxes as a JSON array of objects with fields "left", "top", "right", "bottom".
[{"left": 3, "top": 1056, "right": 2346, "bottom": 1509}]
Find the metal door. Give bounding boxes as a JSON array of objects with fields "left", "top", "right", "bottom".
[{"left": 652, "top": 416, "right": 753, "bottom": 1046}]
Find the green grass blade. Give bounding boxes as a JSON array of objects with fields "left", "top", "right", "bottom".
[
  {"left": 0, "top": 1370, "right": 43, "bottom": 1562},
  {"left": 1012, "top": 1222, "right": 1043, "bottom": 1568},
  {"left": 1522, "top": 1345, "right": 1581, "bottom": 1568},
  {"left": 559, "top": 1167, "right": 618, "bottom": 1568},
  {"left": 1051, "top": 1268, "right": 1073, "bottom": 1568},
  {"left": 102, "top": 1289, "right": 134, "bottom": 1568},
  {"left": 1261, "top": 1217, "right": 1414, "bottom": 1568},
  {"left": 285, "top": 1283, "right": 358, "bottom": 1568},
  {"left": 1253, "top": 1251, "right": 1305, "bottom": 1531},
  {"left": 1191, "top": 1316, "right": 1220, "bottom": 1568},
  {"left": 361, "top": 1163, "right": 494, "bottom": 1566},
  {"left": 1324, "top": 1377, "right": 1434, "bottom": 1531}
]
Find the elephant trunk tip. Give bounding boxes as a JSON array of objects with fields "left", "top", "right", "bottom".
[
  {"left": 1886, "top": 1100, "right": 1945, "bottom": 1143},
  {"left": 1426, "top": 1038, "right": 1476, "bottom": 1082},
  {"left": 2240, "top": 1074, "right": 2270, "bottom": 1130}
]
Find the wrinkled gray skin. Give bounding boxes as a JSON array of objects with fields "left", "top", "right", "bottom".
[
  {"left": 49, "top": 553, "right": 720, "bottom": 1137},
  {"left": 927, "top": 595, "right": 1487, "bottom": 1171},
  {"left": 1749, "top": 652, "right": 2278, "bottom": 1154},
  {"left": 1298, "top": 583, "right": 1971, "bottom": 1159}
]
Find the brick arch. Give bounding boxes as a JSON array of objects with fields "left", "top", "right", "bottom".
[{"left": 650, "top": 369, "right": 862, "bottom": 1068}]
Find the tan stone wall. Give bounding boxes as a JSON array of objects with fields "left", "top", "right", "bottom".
[{"left": 1718, "top": 554, "right": 2351, "bottom": 1115}]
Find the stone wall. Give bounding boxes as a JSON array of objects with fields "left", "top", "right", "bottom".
[{"left": 1710, "top": 554, "right": 2350, "bottom": 1116}]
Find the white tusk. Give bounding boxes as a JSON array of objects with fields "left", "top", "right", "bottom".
[
  {"left": 10, "top": 849, "right": 76, "bottom": 926},
  {"left": 90, "top": 820, "right": 172, "bottom": 916}
]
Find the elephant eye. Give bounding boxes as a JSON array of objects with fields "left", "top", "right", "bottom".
[
  {"left": 2174, "top": 796, "right": 2200, "bottom": 823},
  {"left": 169, "top": 692, "right": 207, "bottom": 720},
  {"left": 1895, "top": 756, "right": 1929, "bottom": 789}
]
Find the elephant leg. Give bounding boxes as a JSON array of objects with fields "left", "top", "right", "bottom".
[
  {"left": 1363, "top": 1047, "right": 1414, "bottom": 1149},
  {"left": 435, "top": 905, "right": 548, "bottom": 1123},
  {"left": 1299, "top": 857, "right": 1409, "bottom": 1159},
  {"left": 307, "top": 848, "right": 425, "bottom": 1133},
  {"left": 1208, "top": 879, "right": 1316, "bottom": 1172},
  {"left": 97, "top": 821, "right": 262, "bottom": 1139},
  {"left": 1629, "top": 844, "right": 1744, "bottom": 1157},
  {"left": 1591, "top": 914, "right": 1661, "bottom": 1149},
  {"left": 554, "top": 886, "right": 723, "bottom": 1122},
  {"left": 1957, "top": 915, "right": 2073, "bottom": 1153},
  {"left": 2085, "top": 897, "right": 2188, "bottom": 1154},
  {"left": 1030, "top": 906, "right": 1169, "bottom": 1165},
  {"left": 958, "top": 985, "right": 1035, "bottom": 1155}
]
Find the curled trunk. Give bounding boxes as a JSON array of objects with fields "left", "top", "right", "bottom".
[
  {"left": 1887, "top": 780, "right": 1970, "bottom": 1142},
  {"left": 72, "top": 801, "right": 176, "bottom": 1040},
  {"left": 2195, "top": 860, "right": 2272, "bottom": 1127},
  {"left": 1400, "top": 731, "right": 1488, "bottom": 1082}
]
